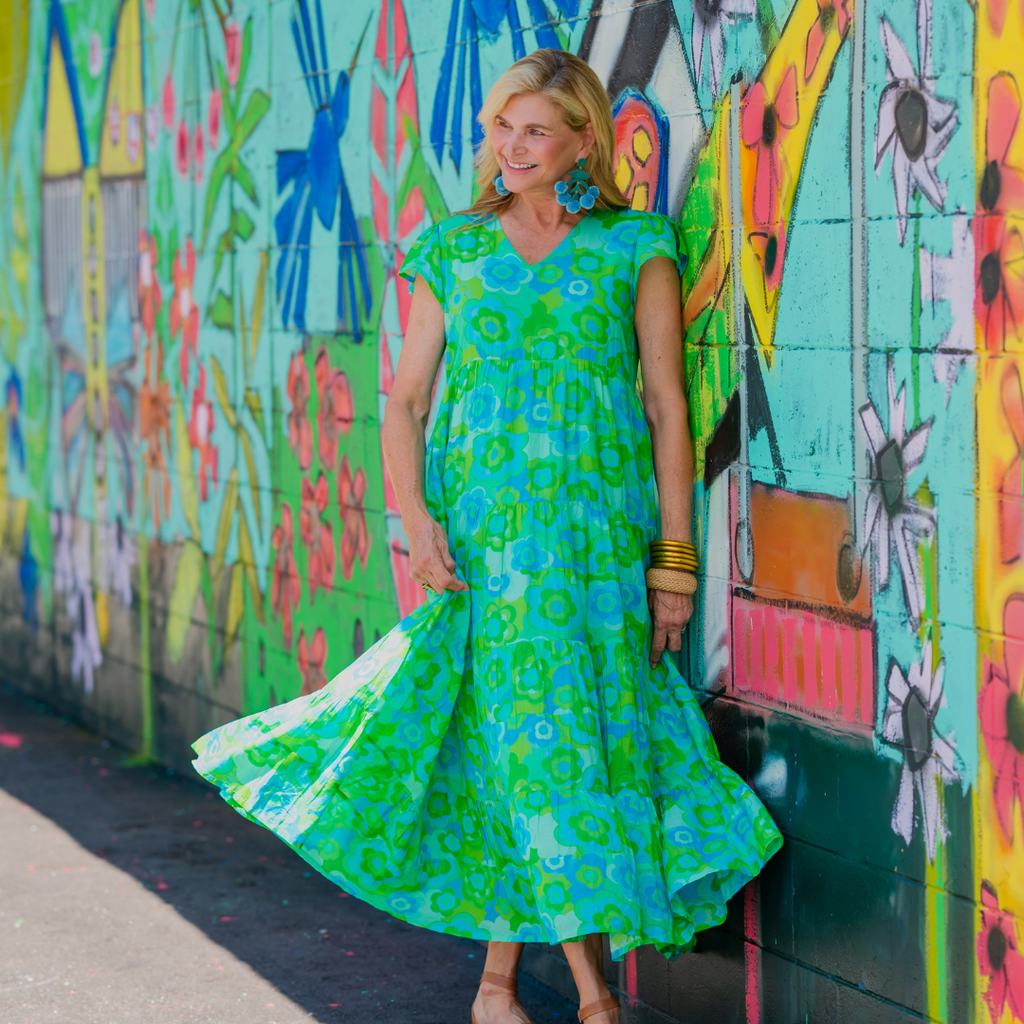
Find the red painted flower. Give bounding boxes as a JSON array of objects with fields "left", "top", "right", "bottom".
[
  {"left": 162, "top": 74, "right": 175, "bottom": 129},
  {"left": 170, "top": 239, "right": 200, "bottom": 385},
  {"left": 137, "top": 230, "right": 161, "bottom": 342},
  {"left": 804, "top": 0, "right": 851, "bottom": 81},
  {"left": 188, "top": 364, "right": 218, "bottom": 502},
  {"left": 193, "top": 123, "right": 205, "bottom": 183},
  {"left": 287, "top": 351, "right": 313, "bottom": 471},
  {"left": 1000, "top": 366, "right": 1024, "bottom": 564},
  {"left": 741, "top": 64, "right": 799, "bottom": 230},
  {"left": 224, "top": 21, "right": 241, "bottom": 86},
  {"left": 208, "top": 90, "right": 222, "bottom": 150},
  {"left": 314, "top": 346, "right": 354, "bottom": 470},
  {"left": 175, "top": 118, "right": 190, "bottom": 177},
  {"left": 300, "top": 473, "right": 335, "bottom": 602},
  {"left": 975, "top": 213, "right": 1024, "bottom": 352},
  {"left": 139, "top": 341, "right": 172, "bottom": 529},
  {"left": 978, "top": 881, "right": 1024, "bottom": 1023},
  {"left": 297, "top": 627, "right": 328, "bottom": 695},
  {"left": 979, "top": 593, "right": 1024, "bottom": 843},
  {"left": 338, "top": 456, "right": 370, "bottom": 581},
  {"left": 271, "top": 504, "right": 301, "bottom": 651},
  {"left": 980, "top": 73, "right": 1024, "bottom": 217},
  {"left": 745, "top": 67, "right": 798, "bottom": 231}
]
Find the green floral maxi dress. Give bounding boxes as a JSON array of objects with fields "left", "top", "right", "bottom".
[{"left": 192, "top": 207, "right": 782, "bottom": 960}]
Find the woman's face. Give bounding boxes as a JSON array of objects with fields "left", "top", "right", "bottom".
[{"left": 490, "top": 92, "right": 594, "bottom": 199}]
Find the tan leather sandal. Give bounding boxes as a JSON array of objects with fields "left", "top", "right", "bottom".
[
  {"left": 577, "top": 995, "right": 620, "bottom": 1022},
  {"left": 470, "top": 971, "right": 521, "bottom": 1024}
]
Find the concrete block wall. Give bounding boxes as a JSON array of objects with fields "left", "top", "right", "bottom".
[{"left": 0, "top": 0, "right": 1018, "bottom": 1019}]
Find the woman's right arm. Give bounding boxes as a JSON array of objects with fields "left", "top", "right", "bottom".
[{"left": 381, "top": 274, "right": 469, "bottom": 594}]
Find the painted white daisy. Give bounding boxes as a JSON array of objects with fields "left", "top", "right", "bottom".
[
  {"left": 69, "top": 521, "right": 101, "bottom": 694},
  {"left": 882, "top": 645, "right": 958, "bottom": 860},
  {"left": 874, "top": 0, "right": 957, "bottom": 245},
  {"left": 101, "top": 513, "right": 135, "bottom": 608},
  {"left": 50, "top": 510, "right": 74, "bottom": 596},
  {"left": 691, "top": 0, "right": 756, "bottom": 98},
  {"left": 859, "top": 363, "right": 934, "bottom": 620}
]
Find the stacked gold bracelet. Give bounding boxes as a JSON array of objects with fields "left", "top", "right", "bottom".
[{"left": 646, "top": 540, "right": 699, "bottom": 595}]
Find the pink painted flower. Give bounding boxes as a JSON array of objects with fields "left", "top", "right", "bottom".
[
  {"left": 338, "top": 456, "right": 370, "bottom": 581},
  {"left": 170, "top": 239, "right": 199, "bottom": 385},
  {"left": 176, "top": 119, "right": 190, "bottom": 178},
  {"left": 297, "top": 627, "right": 328, "bottom": 695},
  {"left": 146, "top": 104, "right": 159, "bottom": 147},
  {"left": 300, "top": 473, "right": 335, "bottom": 602},
  {"left": 978, "top": 881, "right": 1024, "bottom": 1023},
  {"left": 741, "top": 64, "right": 799, "bottom": 230},
  {"left": 162, "top": 75, "right": 175, "bottom": 129},
  {"left": 88, "top": 32, "right": 103, "bottom": 78},
  {"left": 145, "top": 0, "right": 155, "bottom": 19},
  {"left": 271, "top": 505, "right": 301, "bottom": 651},
  {"left": 193, "top": 123, "right": 205, "bottom": 183},
  {"left": 287, "top": 352, "right": 313, "bottom": 471},
  {"left": 224, "top": 21, "right": 241, "bottom": 86},
  {"left": 138, "top": 230, "right": 161, "bottom": 342},
  {"left": 979, "top": 593, "right": 1024, "bottom": 844},
  {"left": 188, "top": 365, "right": 218, "bottom": 502},
  {"left": 208, "top": 90, "right": 222, "bottom": 150},
  {"left": 804, "top": 0, "right": 851, "bottom": 81},
  {"left": 314, "top": 346, "right": 354, "bottom": 470}
]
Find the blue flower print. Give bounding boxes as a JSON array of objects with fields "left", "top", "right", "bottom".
[{"left": 481, "top": 254, "right": 534, "bottom": 295}]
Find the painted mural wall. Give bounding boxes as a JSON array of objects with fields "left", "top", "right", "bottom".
[{"left": 0, "top": 0, "right": 1019, "bottom": 1018}]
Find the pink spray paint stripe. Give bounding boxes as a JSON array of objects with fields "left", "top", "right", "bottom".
[
  {"left": 733, "top": 603, "right": 749, "bottom": 690},
  {"left": 859, "top": 628, "right": 875, "bottom": 726},
  {"left": 763, "top": 605, "right": 780, "bottom": 699},
  {"left": 820, "top": 621, "right": 837, "bottom": 711},
  {"left": 625, "top": 948, "right": 637, "bottom": 1002},
  {"left": 839, "top": 623, "right": 858, "bottom": 722},
  {"left": 782, "top": 616, "right": 798, "bottom": 702},
  {"left": 749, "top": 608, "right": 764, "bottom": 693},
  {"left": 744, "top": 881, "right": 762, "bottom": 1024},
  {"left": 802, "top": 612, "right": 818, "bottom": 708}
]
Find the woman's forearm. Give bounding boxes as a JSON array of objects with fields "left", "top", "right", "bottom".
[
  {"left": 646, "top": 400, "right": 694, "bottom": 543},
  {"left": 381, "top": 396, "right": 432, "bottom": 529}
]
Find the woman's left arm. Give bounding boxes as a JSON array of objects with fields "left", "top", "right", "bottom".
[{"left": 635, "top": 254, "right": 695, "bottom": 667}]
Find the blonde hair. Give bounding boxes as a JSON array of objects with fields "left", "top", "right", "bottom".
[{"left": 463, "top": 49, "right": 628, "bottom": 218}]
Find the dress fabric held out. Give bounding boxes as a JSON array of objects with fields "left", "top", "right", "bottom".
[{"left": 192, "top": 208, "right": 782, "bottom": 960}]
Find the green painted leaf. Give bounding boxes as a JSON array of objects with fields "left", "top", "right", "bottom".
[
  {"left": 216, "top": 62, "right": 236, "bottom": 137},
  {"left": 212, "top": 467, "right": 239, "bottom": 579},
  {"left": 209, "top": 289, "right": 234, "bottom": 331},
  {"left": 245, "top": 386, "right": 265, "bottom": 437},
  {"left": 237, "top": 16, "right": 254, "bottom": 97},
  {"left": 238, "top": 509, "right": 265, "bottom": 622},
  {"left": 166, "top": 540, "right": 204, "bottom": 663},
  {"left": 208, "top": 355, "right": 237, "bottom": 430},
  {"left": 232, "top": 208, "right": 254, "bottom": 242},
  {"left": 239, "top": 426, "right": 261, "bottom": 527},
  {"left": 174, "top": 401, "right": 200, "bottom": 539},
  {"left": 398, "top": 116, "right": 450, "bottom": 224},
  {"left": 233, "top": 158, "right": 257, "bottom": 203},
  {"left": 250, "top": 250, "right": 267, "bottom": 367},
  {"left": 201, "top": 147, "right": 235, "bottom": 249},
  {"left": 238, "top": 89, "right": 270, "bottom": 140},
  {"left": 225, "top": 562, "right": 244, "bottom": 653},
  {"left": 210, "top": 225, "right": 233, "bottom": 300}
]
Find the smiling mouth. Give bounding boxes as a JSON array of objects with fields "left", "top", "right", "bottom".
[{"left": 505, "top": 159, "right": 537, "bottom": 170}]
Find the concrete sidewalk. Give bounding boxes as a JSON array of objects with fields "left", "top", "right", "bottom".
[{"left": 0, "top": 682, "right": 579, "bottom": 1024}]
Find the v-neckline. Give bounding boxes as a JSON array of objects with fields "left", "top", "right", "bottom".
[{"left": 493, "top": 212, "right": 588, "bottom": 267}]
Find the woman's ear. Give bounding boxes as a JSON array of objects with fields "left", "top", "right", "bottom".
[{"left": 580, "top": 120, "right": 596, "bottom": 159}]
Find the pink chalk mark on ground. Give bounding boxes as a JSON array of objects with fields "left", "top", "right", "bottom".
[
  {"left": 624, "top": 948, "right": 637, "bottom": 1001},
  {"left": 0, "top": 731, "right": 24, "bottom": 748},
  {"left": 219, "top": 916, "right": 236, "bottom": 922}
]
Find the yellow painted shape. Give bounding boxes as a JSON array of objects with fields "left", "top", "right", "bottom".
[
  {"left": 975, "top": 0, "right": 1024, "bottom": 1019},
  {"left": 0, "top": 0, "right": 31, "bottom": 163},
  {"left": 99, "top": 0, "right": 145, "bottom": 178},
  {"left": 631, "top": 183, "right": 649, "bottom": 211},
  {"left": 95, "top": 589, "right": 110, "bottom": 648},
  {"left": 43, "top": 29, "right": 83, "bottom": 179},
  {"left": 81, "top": 169, "right": 109, "bottom": 439},
  {"left": 632, "top": 126, "right": 653, "bottom": 166},
  {"left": 615, "top": 153, "right": 634, "bottom": 195},
  {"left": 738, "top": 0, "right": 852, "bottom": 356}
]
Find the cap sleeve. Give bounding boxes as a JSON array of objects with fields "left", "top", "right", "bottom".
[
  {"left": 398, "top": 222, "right": 446, "bottom": 305},
  {"left": 636, "top": 212, "right": 687, "bottom": 280}
]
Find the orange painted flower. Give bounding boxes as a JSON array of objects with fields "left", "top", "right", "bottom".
[
  {"left": 137, "top": 230, "right": 161, "bottom": 342},
  {"left": 170, "top": 238, "right": 199, "bottom": 385},
  {"left": 741, "top": 65, "right": 799, "bottom": 230},
  {"left": 314, "top": 346, "right": 354, "bottom": 470},
  {"left": 139, "top": 341, "right": 172, "bottom": 528},
  {"left": 271, "top": 504, "right": 302, "bottom": 651},
  {"left": 188, "top": 364, "right": 218, "bottom": 501},
  {"left": 337, "top": 456, "right": 370, "bottom": 581},
  {"left": 287, "top": 351, "right": 313, "bottom": 471},
  {"left": 297, "top": 627, "right": 328, "bottom": 695},
  {"left": 300, "top": 473, "right": 335, "bottom": 602}
]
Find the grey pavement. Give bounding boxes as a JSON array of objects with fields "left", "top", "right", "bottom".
[{"left": 0, "top": 682, "right": 579, "bottom": 1024}]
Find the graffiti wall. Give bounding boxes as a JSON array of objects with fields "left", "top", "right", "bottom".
[{"left": 0, "top": 0, "right": 1018, "bottom": 1018}]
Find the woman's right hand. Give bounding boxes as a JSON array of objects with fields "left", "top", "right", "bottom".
[{"left": 407, "top": 514, "right": 469, "bottom": 593}]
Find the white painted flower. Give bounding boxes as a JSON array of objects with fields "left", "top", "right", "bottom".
[
  {"left": 69, "top": 521, "right": 101, "bottom": 694},
  {"left": 50, "top": 510, "right": 74, "bottom": 595},
  {"left": 101, "top": 515, "right": 135, "bottom": 608},
  {"left": 882, "top": 645, "right": 958, "bottom": 861},
  {"left": 920, "top": 211, "right": 975, "bottom": 404},
  {"left": 874, "top": 0, "right": 957, "bottom": 244},
  {"left": 859, "top": 363, "right": 935, "bottom": 620},
  {"left": 691, "top": 0, "right": 756, "bottom": 98}
]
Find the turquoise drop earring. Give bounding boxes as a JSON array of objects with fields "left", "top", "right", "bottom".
[
  {"left": 493, "top": 175, "right": 510, "bottom": 196},
  {"left": 555, "top": 159, "right": 600, "bottom": 214}
]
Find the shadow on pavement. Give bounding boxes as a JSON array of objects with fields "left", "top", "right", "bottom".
[{"left": 0, "top": 680, "right": 579, "bottom": 1024}]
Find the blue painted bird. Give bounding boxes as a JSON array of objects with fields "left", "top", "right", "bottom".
[
  {"left": 430, "top": 0, "right": 581, "bottom": 171},
  {"left": 275, "top": 0, "right": 371, "bottom": 339}
]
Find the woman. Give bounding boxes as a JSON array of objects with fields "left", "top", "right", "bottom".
[{"left": 193, "top": 49, "right": 781, "bottom": 1024}]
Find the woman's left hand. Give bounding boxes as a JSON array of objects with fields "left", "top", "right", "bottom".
[{"left": 647, "top": 588, "right": 694, "bottom": 667}]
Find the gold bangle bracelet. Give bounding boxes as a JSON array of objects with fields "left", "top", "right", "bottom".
[
  {"left": 645, "top": 568, "right": 698, "bottom": 595},
  {"left": 649, "top": 559, "right": 700, "bottom": 570}
]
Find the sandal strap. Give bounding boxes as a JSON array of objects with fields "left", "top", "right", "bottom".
[
  {"left": 480, "top": 971, "right": 518, "bottom": 993},
  {"left": 578, "top": 996, "right": 620, "bottom": 1021}
]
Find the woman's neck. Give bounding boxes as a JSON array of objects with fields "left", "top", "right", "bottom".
[{"left": 502, "top": 191, "right": 579, "bottom": 233}]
